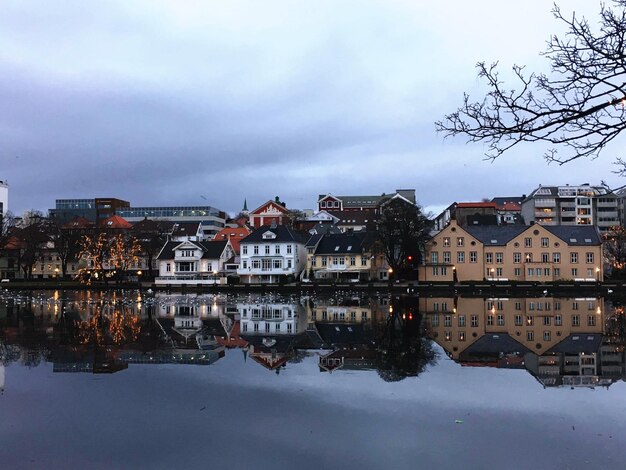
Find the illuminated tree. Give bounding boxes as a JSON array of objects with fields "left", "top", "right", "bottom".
[
  {"left": 603, "top": 226, "right": 626, "bottom": 277},
  {"left": 75, "top": 233, "right": 141, "bottom": 284},
  {"left": 436, "top": 1, "right": 626, "bottom": 169}
]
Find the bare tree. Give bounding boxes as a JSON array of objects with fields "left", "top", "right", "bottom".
[
  {"left": 436, "top": 1, "right": 626, "bottom": 169},
  {"left": 604, "top": 225, "right": 626, "bottom": 277}
]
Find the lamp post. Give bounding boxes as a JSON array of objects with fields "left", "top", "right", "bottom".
[{"left": 596, "top": 267, "right": 600, "bottom": 282}]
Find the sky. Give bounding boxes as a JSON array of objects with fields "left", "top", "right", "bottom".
[{"left": 1, "top": 0, "right": 623, "bottom": 217}]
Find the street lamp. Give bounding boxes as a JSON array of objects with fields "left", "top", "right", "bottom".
[{"left": 596, "top": 267, "right": 600, "bottom": 282}]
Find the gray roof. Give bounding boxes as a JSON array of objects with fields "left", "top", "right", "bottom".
[
  {"left": 314, "top": 231, "right": 377, "bottom": 255},
  {"left": 461, "top": 333, "right": 530, "bottom": 357},
  {"left": 156, "top": 240, "right": 229, "bottom": 260},
  {"left": 546, "top": 334, "right": 603, "bottom": 354},
  {"left": 463, "top": 223, "right": 601, "bottom": 246},
  {"left": 240, "top": 224, "right": 309, "bottom": 245}
]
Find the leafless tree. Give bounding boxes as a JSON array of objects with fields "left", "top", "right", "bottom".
[{"left": 436, "top": 1, "right": 626, "bottom": 171}]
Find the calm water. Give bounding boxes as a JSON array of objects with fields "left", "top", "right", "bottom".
[{"left": 1, "top": 290, "right": 626, "bottom": 470}]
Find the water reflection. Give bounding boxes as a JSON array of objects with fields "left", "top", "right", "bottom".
[{"left": 1, "top": 290, "right": 625, "bottom": 389}]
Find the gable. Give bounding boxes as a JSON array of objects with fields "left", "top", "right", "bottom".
[{"left": 251, "top": 201, "right": 289, "bottom": 216}]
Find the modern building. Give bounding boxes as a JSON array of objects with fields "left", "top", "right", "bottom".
[
  {"left": 0, "top": 179, "right": 8, "bottom": 219},
  {"left": 521, "top": 184, "right": 619, "bottom": 233},
  {"left": 420, "top": 220, "right": 604, "bottom": 282},
  {"left": 117, "top": 205, "right": 226, "bottom": 236},
  {"left": 49, "top": 198, "right": 130, "bottom": 225}
]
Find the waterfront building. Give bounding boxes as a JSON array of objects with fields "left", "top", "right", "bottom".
[
  {"left": 317, "top": 189, "right": 415, "bottom": 213},
  {"left": 237, "top": 224, "right": 308, "bottom": 283},
  {"left": 155, "top": 239, "right": 235, "bottom": 285},
  {"left": 521, "top": 184, "right": 619, "bottom": 233},
  {"left": 305, "top": 231, "right": 379, "bottom": 282},
  {"left": 420, "top": 220, "right": 604, "bottom": 282}
]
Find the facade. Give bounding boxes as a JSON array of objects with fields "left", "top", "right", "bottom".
[
  {"left": 317, "top": 189, "right": 416, "bottom": 213},
  {"left": 155, "top": 239, "right": 235, "bottom": 285},
  {"left": 49, "top": 198, "right": 130, "bottom": 225},
  {"left": 306, "top": 231, "right": 379, "bottom": 281},
  {"left": 421, "top": 220, "right": 604, "bottom": 282},
  {"left": 237, "top": 224, "right": 308, "bottom": 283},
  {"left": 521, "top": 184, "right": 619, "bottom": 233},
  {"left": 0, "top": 179, "right": 7, "bottom": 219},
  {"left": 248, "top": 198, "right": 290, "bottom": 228},
  {"left": 117, "top": 205, "right": 226, "bottom": 236}
]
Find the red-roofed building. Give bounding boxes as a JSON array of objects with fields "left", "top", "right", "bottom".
[
  {"left": 100, "top": 215, "right": 132, "bottom": 230},
  {"left": 213, "top": 226, "right": 252, "bottom": 253},
  {"left": 249, "top": 198, "right": 290, "bottom": 228}
]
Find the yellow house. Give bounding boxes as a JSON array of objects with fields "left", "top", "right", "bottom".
[{"left": 420, "top": 220, "right": 603, "bottom": 282}]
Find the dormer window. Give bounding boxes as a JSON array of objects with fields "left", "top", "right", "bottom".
[{"left": 262, "top": 231, "right": 277, "bottom": 240}]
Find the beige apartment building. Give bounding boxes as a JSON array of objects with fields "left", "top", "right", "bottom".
[
  {"left": 421, "top": 296, "right": 605, "bottom": 361},
  {"left": 420, "top": 220, "right": 603, "bottom": 283}
]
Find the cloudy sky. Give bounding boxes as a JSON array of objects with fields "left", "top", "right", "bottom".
[{"left": 1, "top": 0, "right": 622, "bottom": 216}]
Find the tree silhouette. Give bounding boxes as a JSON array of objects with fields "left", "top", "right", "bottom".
[{"left": 436, "top": 1, "right": 626, "bottom": 169}]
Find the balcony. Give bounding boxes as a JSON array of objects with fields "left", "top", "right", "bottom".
[{"left": 535, "top": 210, "right": 555, "bottom": 217}]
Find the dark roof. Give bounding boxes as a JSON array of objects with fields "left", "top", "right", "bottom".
[
  {"left": 460, "top": 333, "right": 530, "bottom": 358},
  {"left": 327, "top": 210, "right": 375, "bottom": 226},
  {"left": 171, "top": 222, "right": 202, "bottom": 237},
  {"left": 240, "top": 224, "right": 309, "bottom": 245},
  {"left": 463, "top": 224, "right": 528, "bottom": 246},
  {"left": 315, "top": 323, "right": 371, "bottom": 346},
  {"left": 543, "top": 225, "right": 602, "bottom": 245},
  {"left": 308, "top": 223, "right": 342, "bottom": 236},
  {"left": 491, "top": 196, "right": 525, "bottom": 206},
  {"left": 465, "top": 214, "right": 499, "bottom": 226},
  {"left": 156, "top": 240, "right": 229, "bottom": 260},
  {"left": 314, "top": 232, "right": 376, "bottom": 255},
  {"left": 545, "top": 334, "right": 603, "bottom": 354}
]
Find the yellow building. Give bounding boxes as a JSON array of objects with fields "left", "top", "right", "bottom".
[{"left": 420, "top": 220, "right": 603, "bottom": 282}]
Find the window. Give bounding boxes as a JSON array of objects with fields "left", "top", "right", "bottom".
[
  {"left": 287, "top": 245, "right": 292, "bottom": 254},
  {"left": 572, "top": 268, "right": 578, "bottom": 277},
  {"left": 265, "top": 323, "right": 270, "bottom": 333},
  {"left": 275, "top": 323, "right": 281, "bottom": 332},
  {"left": 554, "top": 268, "right": 560, "bottom": 277},
  {"left": 528, "top": 268, "right": 534, "bottom": 277},
  {"left": 554, "top": 301, "right": 561, "bottom": 311},
  {"left": 287, "top": 259, "right": 292, "bottom": 269},
  {"left": 166, "top": 263, "right": 171, "bottom": 272},
  {"left": 273, "top": 259, "right": 282, "bottom": 269},
  {"left": 430, "top": 314, "right": 439, "bottom": 327},
  {"left": 525, "top": 253, "right": 533, "bottom": 262},
  {"left": 514, "top": 252, "right": 521, "bottom": 264},
  {"left": 457, "top": 237, "right": 464, "bottom": 247},
  {"left": 496, "top": 268, "right": 503, "bottom": 276},
  {"left": 486, "top": 253, "right": 493, "bottom": 264},
  {"left": 253, "top": 245, "right": 259, "bottom": 255},
  {"left": 311, "top": 258, "right": 316, "bottom": 267},
  {"left": 444, "top": 315, "right": 452, "bottom": 327},
  {"left": 570, "top": 252, "right": 578, "bottom": 263},
  {"left": 541, "top": 237, "right": 549, "bottom": 247},
  {"left": 470, "top": 251, "right": 477, "bottom": 263},
  {"left": 458, "top": 315, "right": 466, "bottom": 327},
  {"left": 458, "top": 331, "right": 466, "bottom": 341},
  {"left": 443, "top": 237, "right": 450, "bottom": 247},
  {"left": 572, "top": 315, "right": 580, "bottom": 326},
  {"left": 587, "top": 268, "right": 593, "bottom": 277},
  {"left": 514, "top": 268, "right": 521, "bottom": 276},
  {"left": 497, "top": 314, "right": 504, "bottom": 326},
  {"left": 496, "top": 252, "right": 503, "bottom": 264},
  {"left": 487, "top": 315, "right": 494, "bottom": 326},
  {"left": 265, "top": 245, "right": 270, "bottom": 255},
  {"left": 361, "top": 257, "right": 367, "bottom": 266},
  {"left": 457, "top": 251, "right": 465, "bottom": 263},
  {"left": 586, "top": 252, "right": 594, "bottom": 264},
  {"left": 431, "top": 252, "right": 439, "bottom": 263},
  {"left": 242, "top": 246, "right": 248, "bottom": 255},
  {"left": 242, "top": 260, "right": 248, "bottom": 269},
  {"left": 524, "top": 237, "right": 532, "bottom": 248},
  {"left": 553, "top": 252, "right": 560, "bottom": 263},
  {"left": 527, "top": 331, "right": 534, "bottom": 341},
  {"left": 321, "top": 257, "right": 327, "bottom": 267},
  {"left": 543, "top": 331, "right": 551, "bottom": 341},
  {"left": 541, "top": 252, "right": 549, "bottom": 263},
  {"left": 515, "top": 315, "right": 522, "bottom": 326},
  {"left": 443, "top": 252, "right": 451, "bottom": 263},
  {"left": 471, "top": 315, "right": 478, "bottom": 327},
  {"left": 543, "top": 316, "right": 551, "bottom": 326},
  {"left": 572, "top": 301, "right": 579, "bottom": 310},
  {"left": 515, "top": 301, "right": 522, "bottom": 310},
  {"left": 555, "top": 315, "right": 562, "bottom": 326},
  {"left": 275, "top": 245, "right": 280, "bottom": 254},
  {"left": 350, "top": 256, "right": 356, "bottom": 266},
  {"left": 527, "top": 316, "right": 534, "bottom": 326},
  {"left": 544, "top": 268, "right": 550, "bottom": 276},
  {"left": 253, "top": 323, "right": 259, "bottom": 332},
  {"left": 287, "top": 323, "right": 292, "bottom": 333},
  {"left": 588, "top": 315, "right": 596, "bottom": 326}
]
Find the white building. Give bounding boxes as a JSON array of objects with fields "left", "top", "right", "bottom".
[
  {"left": 155, "top": 239, "right": 235, "bottom": 285},
  {"left": 237, "top": 224, "right": 308, "bottom": 283},
  {"left": 0, "top": 180, "right": 8, "bottom": 219}
]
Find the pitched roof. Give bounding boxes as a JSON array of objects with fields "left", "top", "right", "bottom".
[
  {"left": 63, "top": 216, "right": 94, "bottom": 230},
  {"left": 545, "top": 334, "right": 603, "bottom": 354},
  {"left": 213, "top": 226, "right": 252, "bottom": 252},
  {"left": 327, "top": 210, "right": 374, "bottom": 226},
  {"left": 156, "top": 240, "right": 230, "bottom": 260},
  {"left": 240, "top": 224, "right": 308, "bottom": 244},
  {"left": 542, "top": 225, "right": 602, "bottom": 245},
  {"left": 456, "top": 202, "right": 497, "bottom": 209},
  {"left": 171, "top": 222, "right": 202, "bottom": 238},
  {"left": 313, "top": 231, "right": 376, "bottom": 255},
  {"left": 100, "top": 215, "right": 132, "bottom": 229},
  {"left": 463, "top": 224, "right": 528, "bottom": 246}
]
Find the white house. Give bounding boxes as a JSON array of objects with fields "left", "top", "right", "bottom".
[
  {"left": 155, "top": 239, "right": 235, "bottom": 285},
  {"left": 237, "top": 224, "right": 308, "bottom": 283}
]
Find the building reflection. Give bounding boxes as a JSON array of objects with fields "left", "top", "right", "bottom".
[
  {"left": 1, "top": 291, "right": 626, "bottom": 388},
  {"left": 422, "top": 296, "right": 626, "bottom": 387}
]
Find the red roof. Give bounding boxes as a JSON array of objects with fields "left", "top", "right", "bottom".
[
  {"left": 100, "top": 215, "right": 132, "bottom": 229},
  {"left": 63, "top": 216, "right": 94, "bottom": 230},
  {"left": 213, "top": 226, "right": 252, "bottom": 252},
  {"left": 499, "top": 202, "right": 521, "bottom": 211},
  {"left": 456, "top": 202, "right": 497, "bottom": 209}
]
